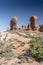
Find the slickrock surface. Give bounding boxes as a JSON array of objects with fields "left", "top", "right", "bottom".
[{"left": 0, "top": 30, "right": 43, "bottom": 65}]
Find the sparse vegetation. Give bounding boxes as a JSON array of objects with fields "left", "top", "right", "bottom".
[
  {"left": 0, "top": 31, "right": 43, "bottom": 65},
  {"left": 0, "top": 42, "right": 14, "bottom": 59},
  {"left": 28, "top": 36, "right": 43, "bottom": 62}
]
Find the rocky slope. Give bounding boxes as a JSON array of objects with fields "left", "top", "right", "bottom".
[{"left": 0, "top": 30, "right": 43, "bottom": 65}]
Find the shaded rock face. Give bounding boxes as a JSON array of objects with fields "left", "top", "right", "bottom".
[
  {"left": 30, "top": 16, "right": 38, "bottom": 31},
  {"left": 39, "top": 25, "right": 43, "bottom": 32},
  {"left": 27, "top": 24, "right": 32, "bottom": 30},
  {"left": 22, "top": 25, "right": 27, "bottom": 31},
  {"left": 10, "top": 16, "right": 18, "bottom": 30}
]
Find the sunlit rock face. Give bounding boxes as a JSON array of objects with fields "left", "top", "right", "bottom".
[
  {"left": 10, "top": 16, "right": 18, "bottom": 30},
  {"left": 10, "top": 16, "right": 43, "bottom": 32},
  {"left": 30, "top": 16, "right": 38, "bottom": 31},
  {"left": 39, "top": 25, "right": 43, "bottom": 32}
]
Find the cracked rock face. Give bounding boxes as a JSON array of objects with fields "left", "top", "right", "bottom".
[{"left": 10, "top": 16, "right": 18, "bottom": 30}]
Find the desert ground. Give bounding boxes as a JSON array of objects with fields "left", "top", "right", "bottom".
[{"left": 0, "top": 30, "right": 43, "bottom": 65}]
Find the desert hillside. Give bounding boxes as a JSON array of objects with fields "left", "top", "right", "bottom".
[{"left": 0, "top": 30, "right": 43, "bottom": 65}]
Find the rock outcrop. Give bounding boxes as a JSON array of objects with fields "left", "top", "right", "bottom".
[
  {"left": 27, "top": 24, "right": 31, "bottom": 30},
  {"left": 39, "top": 25, "right": 43, "bottom": 32},
  {"left": 27, "top": 16, "right": 40, "bottom": 31},
  {"left": 10, "top": 16, "right": 18, "bottom": 30},
  {"left": 22, "top": 25, "right": 27, "bottom": 31},
  {"left": 10, "top": 16, "right": 43, "bottom": 32},
  {"left": 30, "top": 16, "right": 38, "bottom": 31}
]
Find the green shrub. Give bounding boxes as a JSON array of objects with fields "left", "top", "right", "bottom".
[{"left": 29, "top": 36, "right": 43, "bottom": 62}]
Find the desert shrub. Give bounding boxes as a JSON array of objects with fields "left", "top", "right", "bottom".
[
  {"left": 0, "top": 42, "right": 14, "bottom": 59},
  {"left": 0, "top": 42, "right": 5, "bottom": 57},
  {"left": 29, "top": 36, "right": 43, "bottom": 62},
  {"left": 0, "top": 42, "right": 4, "bottom": 48},
  {"left": 3, "top": 45, "right": 14, "bottom": 59}
]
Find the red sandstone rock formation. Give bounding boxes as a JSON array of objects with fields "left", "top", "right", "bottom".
[
  {"left": 30, "top": 16, "right": 38, "bottom": 31},
  {"left": 10, "top": 16, "right": 43, "bottom": 32},
  {"left": 10, "top": 16, "right": 18, "bottom": 30},
  {"left": 22, "top": 25, "right": 27, "bottom": 31},
  {"left": 39, "top": 25, "right": 43, "bottom": 32},
  {"left": 27, "top": 24, "right": 32, "bottom": 30}
]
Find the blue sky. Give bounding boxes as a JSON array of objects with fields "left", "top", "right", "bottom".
[{"left": 0, "top": 0, "right": 43, "bottom": 32}]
